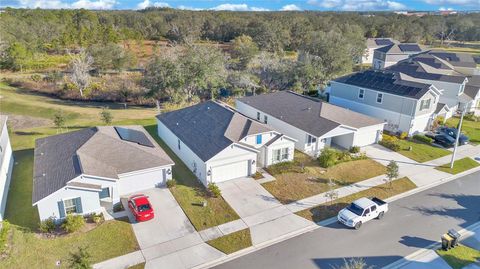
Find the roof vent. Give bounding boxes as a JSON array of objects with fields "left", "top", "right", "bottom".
[
  {"left": 307, "top": 107, "right": 312, "bottom": 110},
  {"left": 42, "top": 173, "right": 46, "bottom": 177},
  {"left": 207, "top": 106, "right": 210, "bottom": 110},
  {"left": 40, "top": 152, "right": 44, "bottom": 155},
  {"left": 176, "top": 122, "right": 179, "bottom": 126}
]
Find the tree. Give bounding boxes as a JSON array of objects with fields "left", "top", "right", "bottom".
[
  {"left": 324, "top": 178, "right": 339, "bottom": 206},
  {"left": 100, "top": 107, "right": 113, "bottom": 125},
  {"left": 0, "top": 42, "right": 30, "bottom": 71},
  {"left": 385, "top": 160, "right": 399, "bottom": 188},
  {"left": 69, "top": 247, "right": 92, "bottom": 269},
  {"left": 333, "top": 258, "right": 372, "bottom": 269},
  {"left": 87, "top": 43, "right": 136, "bottom": 71},
  {"left": 230, "top": 35, "right": 259, "bottom": 70},
  {"left": 69, "top": 50, "right": 93, "bottom": 97},
  {"left": 53, "top": 110, "right": 66, "bottom": 133}
]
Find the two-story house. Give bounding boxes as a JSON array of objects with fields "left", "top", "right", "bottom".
[
  {"left": 373, "top": 43, "right": 423, "bottom": 69},
  {"left": 156, "top": 101, "right": 296, "bottom": 184},
  {"left": 363, "top": 38, "right": 398, "bottom": 65},
  {"left": 329, "top": 70, "right": 441, "bottom": 135},
  {"left": 429, "top": 51, "right": 480, "bottom": 76}
]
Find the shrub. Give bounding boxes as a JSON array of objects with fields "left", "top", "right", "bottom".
[
  {"left": 252, "top": 171, "right": 264, "bottom": 180},
  {"left": 464, "top": 113, "right": 479, "bottom": 122},
  {"left": 349, "top": 146, "right": 360, "bottom": 154},
  {"left": 31, "top": 74, "right": 42, "bottom": 82},
  {"left": 382, "top": 134, "right": 398, "bottom": 143},
  {"left": 113, "top": 203, "right": 124, "bottom": 212},
  {"left": 266, "top": 161, "right": 304, "bottom": 175},
  {"left": 208, "top": 182, "right": 221, "bottom": 198},
  {"left": 69, "top": 247, "right": 92, "bottom": 269},
  {"left": 0, "top": 220, "right": 11, "bottom": 253},
  {"left": 379, "top": 140, "right": 401, "bottom": 151},
  {"left": 413, "top": 134, "right": 433, "bottom": 144},
  {"left": 318, "top": 148, "right": 340, "bottom": 168},
  {"left": 61, "top": 214, "right": 85, "bottom": 233},
  {"left": 39, "top": 217, "right": 56, "bottom": 233},
  {"left": 89, "top": 213, "right": 104, "bottom": 224},
  {"left": 166, "top": 178, "right": 177, "bottom": 188},
  {"left": 399, "top": 132, "right": 408, "bottom": 139}
]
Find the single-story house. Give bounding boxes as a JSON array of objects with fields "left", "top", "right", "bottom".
[
  {"left": 0, "top": 115, "right": 14, "bottom": 221},
  {"left": 330, "top": 70, "right": 442, "bottom": 135},
  {"left": 33, "top": 126, "right": 174, "bottom": 221},
  {"left": 156, "top": 101, "right": 296, "bottom": 185},
  {"left": 236, "top": 91, "right": 385, "bottom": 157}
]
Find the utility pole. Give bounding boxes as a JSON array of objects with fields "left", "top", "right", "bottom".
[{"left": 450, "top": 108, "right": 466, "bottom": 169}]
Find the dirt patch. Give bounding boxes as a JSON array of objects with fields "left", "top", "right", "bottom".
[{"left": 2, "top": 114, "right": 52, "bottom": 130}]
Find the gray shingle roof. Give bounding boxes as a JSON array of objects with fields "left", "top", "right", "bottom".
[
  {"left": 464, "top": 85, "right": 479, "bottom": 100},
  {"left": 429, "top": 51, "right": 478, "bottom": 68},
  {"left": 387, "top": 61, "right": 466, "bottom": 84},
  {"left": 376, "top": 43, "right": 422, "bottom": 54},
  {"left": 33, "top": 126, "right": 173, "bottom": 204},
  {"left": 335, "top": 69, "right": 432, "bottom": 99},
  {"left": 238, "top": 91, "right": 383, "bottom": 137},
  {"left": 156, "top": 101, "right": 271, "bottom": 162},
  {"left": 366, "top": 38, "right": 398, "bottom": 49}
]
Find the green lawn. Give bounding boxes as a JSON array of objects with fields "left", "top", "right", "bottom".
[
  {"left": 396, "top": 139, "right": 451, "bottom": 163},
  {"left": 296, "top": 177, "right": 417, "bottom": 223},
  {"left": 207, "top": 229, "right": 252, "bottom": 254},
  {"left": 144, "top": 125, "right": 239, "bottom": 231},
  {"left": 0, "top": 220, "right": 139, "bottom": 269},
  {"left": 446, "top": 117, "right": 480, "bottom": 145},
  {"left": 436, "top": 157, "right": 480, "bottom": 175},
  {"left": 262, "top": 151, "right": 386, "bottom": 204},
  {"left": 128, "top": 262, "right": 145, "bottom": 269},
  {"left": 436, "top": 244, "right": 480, "bottom": 269}
]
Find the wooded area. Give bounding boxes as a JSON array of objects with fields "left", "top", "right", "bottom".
[{"left": 1, "top": 8, "right": 479, "bottom": 106}]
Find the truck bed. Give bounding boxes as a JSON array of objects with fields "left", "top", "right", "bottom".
[{"left": 371, "top": 197, "right": 387, "bottom": 206}]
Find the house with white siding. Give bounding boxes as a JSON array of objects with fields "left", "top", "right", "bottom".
[
  {"left": 0, "top": 116, "right": 14, "bottom": 221},
  {"left": 236, "top": 91, "right": 385, "bottom": 157},
  {"left": 156, "top": 101, "right": 295, "bottom": 185},
  {"left": 33, "top": 126, "right": 174, "bottom": 221},
  {"left": 373, "top": 43, "right": 423, "bottom": 69},
  {"left": 363, "top": 38, "right": 398, "bottom": 65},
  {"left": 330, "top": 70, "right": 442, "bottom": 135}
]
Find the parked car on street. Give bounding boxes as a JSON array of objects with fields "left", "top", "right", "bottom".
[
  {"left": 437, "top": 127, "right": 469, "bottom": 145},
  {"left": 337, "top": 197, "right": 388, "bottom": 229},
  {"left": 128, "top": 194, "right": 154, "bottom": 222},
  {"left": 432, "top": 133, "right": 456, "bottom": 148}
]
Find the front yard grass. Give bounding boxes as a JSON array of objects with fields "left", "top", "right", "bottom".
[
  {"left": 435, "top": 157, "right": 480, "bottom": 175},
  {"left": 207, "top": 229, "right": 252, "bottom": 254},
  {"left": 446, "top": 117, "right": 480, "bottom": 145},
  {"left": 296, "top": 177, "right": 416, "bottom": 223},
  {"left": 436, "top": 244, "right": 480, "bottom": 269},
  {"left": 145, "top": 125, "right": 240, "bottom": 231},
  {"left": 0, "top": 220, "right": 139, "bottom": 269},
  {"left": 395, "top": 139, "right": 451, "bottom": 163},
  {"left": 262, "top": 151, "right": 386, "bottom": 204}
]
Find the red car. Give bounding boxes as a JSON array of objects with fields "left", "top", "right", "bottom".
[{"left": 128, "top": 194, "right": 154, "bottom": 222}]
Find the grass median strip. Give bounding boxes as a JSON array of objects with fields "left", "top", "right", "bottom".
[
  {"left": 436, "top": 157, "right": 480, "bottom": 175},
  {"left": 395, "top": 139, "right": 451, "bottom": 163},
  {"left": 207, "top": 229, "right": 252, "bottom": 254},
  {"left": 145, "top": 125, "right": 239, "bottom": 231},
  {"left": 263, "top": 151, "right": 386, "bottom": 204},
  {"left": 296, "top": 177, "right": 417, "bottom": 223},
  {"left": 436, "top": 244, "right": 480, "bottom": 269}
]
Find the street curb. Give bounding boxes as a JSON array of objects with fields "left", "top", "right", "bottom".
[
  {"left": 382, "top": 221, "right": 480, "bottom": 269},
  {"left": 193, "top": 224, "right": 318, "bottom": 269}
]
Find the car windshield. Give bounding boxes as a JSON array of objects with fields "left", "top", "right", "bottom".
[
  {"left": 137, "top": 204, "right": 151, "bottom": 212},
  {"left": 347, "top": 203, "right": 364, "bottom": 216}
]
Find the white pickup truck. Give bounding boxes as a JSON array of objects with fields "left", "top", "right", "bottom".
[{"left": 337, "top": 197, "right": 388, "bottom": 229}]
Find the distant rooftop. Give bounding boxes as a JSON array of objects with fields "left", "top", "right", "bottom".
[
  {"left": 387, "top": 60, "right": 467, "bottom": 84},
  {"left": 429, "top": 51, "right": 478, "bottom": 68},
  {"left": 376, "top": 43, "right": 423, "bottom": 54},
  {"left": 366, "top": 38, "right": 398, "bottom": 48},
  {"left": 334, "top": 69, "right": 432, "bottom": 99}
]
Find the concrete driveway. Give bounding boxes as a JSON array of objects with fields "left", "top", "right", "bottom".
[
  {"left": 122, "top": 187, "right": 197, "bottom": 249},
  {"left": 217, "top": 177, "right": 315, "bottom": 245}
]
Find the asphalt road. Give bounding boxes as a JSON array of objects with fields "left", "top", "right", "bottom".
[{"left": 215, "top": 170, "right": 480, "bottom": 269}]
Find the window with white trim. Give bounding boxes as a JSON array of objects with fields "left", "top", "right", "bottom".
[
  {"left": 307, "top": 134, "right": 316, "bottom": 146},
  {"left": 376, "top": 93, "right": 383, "bottom": 104},
  {"left": 64, "top": 198, "right": 79, "bottom": 214},
  {"left": 358, "top": 89, "right": 365, "bottom": 99},
  {"left": 264, "top": 115, "right": 268, "bottom": 124},
  {"left": 420, "top": 99, "right": 431, "bottom": 111},
  {"left": 281, "top": 148, "right": 289, "bottom": 160}
]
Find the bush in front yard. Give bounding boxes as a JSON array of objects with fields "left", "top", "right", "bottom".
[
  {"left": 399, "top": 132, "right": 408, "bottom": 139},
  {"left": 412, "top": 134, "right": 433, "bottom": 144},
  {"left": 88, "top": 212, "right": 104, "bottom": 224},
  {"left": 379, "top": 140, "right": 401, "bottom": 151},
  {"left": 349, "top": 146, "right": 360, "bottom": 154},
  {"left": 166, "top": 178, "right": 177, "bottom": 188},
  {"left": 208, "top": 182, "right": 222, "bottom": 198},
  {"left": 39, "top": 217, "right": 56, "bottom": 234},
  {"left": 69, "top": 247, "right": 92, "bottom": 269},
  {"left": 318, "top": 148, "right": 340, "bottom": 168},
  {"left": 62, "top": 214, "right": 85, "bottom": 233}
]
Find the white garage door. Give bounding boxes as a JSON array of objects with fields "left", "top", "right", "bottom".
[{"left": 211, "top": 161, "right": 249, "bottom": 183}]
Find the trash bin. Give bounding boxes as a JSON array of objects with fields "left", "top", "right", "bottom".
[
  {"left": 447, "top": 229, "right": 461, "bottom": 247},
  {"left": 442, "top": 233, "right": 453, "bottom": 250}
]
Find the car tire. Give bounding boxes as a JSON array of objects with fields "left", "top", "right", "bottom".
[
  {"left": 377, "top": 212, "right": 385, "bottom": 219},
  {"left": 354, "top": 222, "right": 362, "bottom": 230}
]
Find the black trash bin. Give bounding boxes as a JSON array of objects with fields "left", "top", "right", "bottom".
[
  {"left": 448, "top": 229, "right": 461, "bottom": 247},
  {"left": 441, "top": 233, "right": 453, "bottom": 250}
]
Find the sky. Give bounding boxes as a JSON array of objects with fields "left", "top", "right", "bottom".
[{"left": 1, "top": 0, "right": 479, "bottom": 11}]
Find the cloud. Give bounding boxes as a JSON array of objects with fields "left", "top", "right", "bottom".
[
  {"left": 423, "top": 0, "right": 479, "bottom": 6},
  {"left": 136, "top": 0, "right": 169, "bottom": 10},
  {"left": 281, "top": 4, "right": 302, "bottom": 11},
  {"left": 438, "top": 6, "right": 454, "bottom": 10},
  {"left": 15, "top": 0, "right": 117, "bottom": 9},
  {"left": 208, "top": 3, "right": 269, "bottom": 11},
  {"left": 307, "top": 0, "right": 407, "bottom": 10}
]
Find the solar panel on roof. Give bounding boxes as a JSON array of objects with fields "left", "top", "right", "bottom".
[
  {"left": 375, "top": 39, "right": 394, "bottom": 46},
  {"left": 114, "top": 127, "right": 155, "bottom": 148},
  {"left": 399, "top": 44, "right": 421, "bottom": 52}
]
